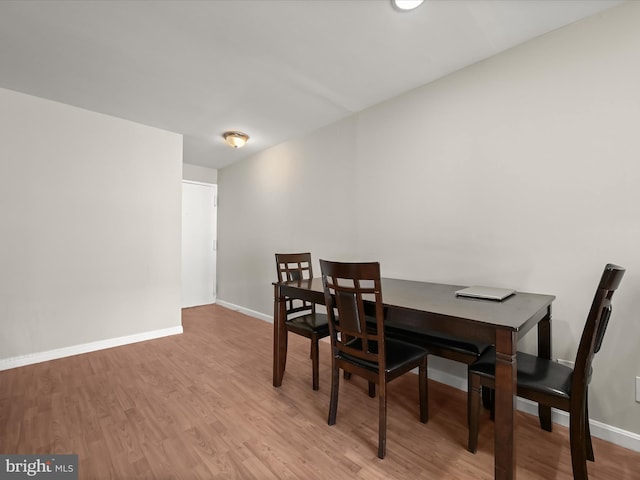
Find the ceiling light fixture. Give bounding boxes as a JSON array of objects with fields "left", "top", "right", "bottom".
[
  {"left": 222, "top": 131, "right": 249, "bottom": 148},
  {"left": 392, "top": 0, "right": 424, "bottom": 11}
]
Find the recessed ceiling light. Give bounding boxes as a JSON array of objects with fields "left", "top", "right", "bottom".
[
  {"left": 392, "top": 0, "right": 424, "bottom": 12},
  {"left": 222, "top": 131, "right": 249, "bottom": 149}
]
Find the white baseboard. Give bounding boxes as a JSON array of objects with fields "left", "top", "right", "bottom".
[
  {"left": 218, "top": 299, "right": 640, "bottom": 453},
  {"left": 215, "top": 299, "right": 273, "bottom": 322},
  {"left": 514, "top": 396, "right": 640, "bottom": 453},
  {"left": 0, "top": 325, "right": 183, "bottom": 372}
]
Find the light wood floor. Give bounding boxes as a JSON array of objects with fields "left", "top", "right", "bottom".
[{"left": 1, "top": 304, "right": 638, "bottom": 479}]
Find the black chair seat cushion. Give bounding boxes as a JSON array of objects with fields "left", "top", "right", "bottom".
[
  {"left": 286, "top": 313, "right": 330, "bottom": 335},
  {"left": 385, "top": 326, "right": 491, "bottom": 357},
  {"left": 338, "top": 338, "right": 427, "bottom": 375},
  {"left": 470, "top": 347, "right": 573, "bottom": 400}
]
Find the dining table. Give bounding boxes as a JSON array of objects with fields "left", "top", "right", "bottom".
[{"left": 272, "top": 276, "right": 555, "bottom": 480}]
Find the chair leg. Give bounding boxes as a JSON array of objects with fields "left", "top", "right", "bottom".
[
  {"left": 368, "top": 381, "right": 376, "bottom": 398},
  {"left": 311, "top": 336, "right": 319, "bottom": 391},
  {"left": 328, "top": 364, "right": 340, "bottom": 426},
  {"left": 489, "top": 388, "right": 495, "bottom": 421},
  {"left": 481, "top": 386, "right": 493, "bottom": 410},
  {"left": 539, "top": 404, "right": 552, "bottom": 432},
  {"left": 467, "top": 373, "right": 481, "bottom": 453},
  {"left": 378, "top": 383, "right": 387, "bottom": 459},
  {"left": 585, "top": 398, "right": 594, "bottom": 462},
  {"left": 419, "top": 357, "right": 428, "bottom": 423},
  {"left": 343, "top": 334, "right": 352, "bottom": 380},
  {"left": 569, "top": 408, "right": 589, "bottom": 480},
  {"left": 479, "top": 385, "right": 496, "bottom": 420},
  {"left": 283, "top": 331, "right": 288, "bottom": 371}
]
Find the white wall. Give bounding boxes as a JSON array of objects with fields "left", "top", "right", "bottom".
[
  {"left": 183, "top": 163, "right": 218, "bottom": 184},
  {"left": 218, "top": 2, "right": 640, "bottom": 438},
  {"left": 218, "top": 117, "right": 359, "bottom": 311},
  {"left": 0, "top": 87, "right": 183, "bottom": 364}
]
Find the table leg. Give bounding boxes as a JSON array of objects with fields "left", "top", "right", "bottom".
[
  {"left": 272, "top": 284, "right": 287, "bottom": 387},
  {"left": 494, "top": 329, "right": 517, "bottom": 480},
  {"left": 537, "top": 306, "right": 552, "bottom": 431}
]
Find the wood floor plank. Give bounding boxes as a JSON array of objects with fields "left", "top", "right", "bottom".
[{"left": 1, "top": 303, "right": 638, "bottom": 479}]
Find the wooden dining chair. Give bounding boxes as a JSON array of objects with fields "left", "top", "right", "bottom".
[
  {"left": 320, "top": 259, "right": 428, "bottom": 459},
  {"left": 275, "top": 253, "right": 330, "bottom": 391},
  {"left": 467, "top": 263, "right": 625, "bottom": 480}
]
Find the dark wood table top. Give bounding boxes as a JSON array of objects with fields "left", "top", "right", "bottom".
[{"left": 278, "top": 276, "right": 555, "bottom": 335}]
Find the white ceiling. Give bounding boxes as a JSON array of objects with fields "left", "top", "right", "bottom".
[{"left": 0, "top": 0, "right": 624, "bottom": 170}]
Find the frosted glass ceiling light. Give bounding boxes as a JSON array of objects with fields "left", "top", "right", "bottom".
[
  {"left": 392, "top": 0, "right": 424, "bottom": 11},
  {"left": 223, "top": 131, "right": 249, "bottom": 148}
]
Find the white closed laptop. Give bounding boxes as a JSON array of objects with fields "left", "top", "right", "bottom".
[{"left": 455, "top": 285, "right": 515, "bottom": 301}]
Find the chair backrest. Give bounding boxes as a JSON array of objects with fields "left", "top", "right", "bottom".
[
  {"left": 275, "top": 252, "right": 314, "bottom": 283},
  {"left": 572, "top": 263, "right": 625, "bottom": 396},
  {"left": 320, "top": 260, "right": 385, "bottom": 371},
  {"left": 275, "top": 252, "right": 316, "bottom": 317}
]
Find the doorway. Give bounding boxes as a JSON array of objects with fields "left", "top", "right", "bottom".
[{"left": 181, "top": 181, "right": 217, "bottom": 307}]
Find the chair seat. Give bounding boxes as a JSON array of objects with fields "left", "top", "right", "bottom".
[
  {"left": 339, "top": 338, "right": 428, "bottom": 375},
  {"left": 286, "top": 312, "right": 330, "bottom": 335},
  {"left": 385, "top": 326, "right": 491, "bottom": 358},
  {"left": 470, "top": 347, "right": 573, "bottom": 400}
]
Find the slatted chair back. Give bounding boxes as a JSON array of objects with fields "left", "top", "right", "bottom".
[
  {"left": 572, "top": 263, "right": 625, "bottom": 399},
  {"left": 276, "top": 252, "right": 316, "bottom": 317},
  {"left": 320, "top": 260, "right": 385, "bottom": 375}
]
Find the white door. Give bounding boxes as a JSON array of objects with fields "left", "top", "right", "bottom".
[{"left": 181, "top": 181, "right": 217, "bottom": 307}]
